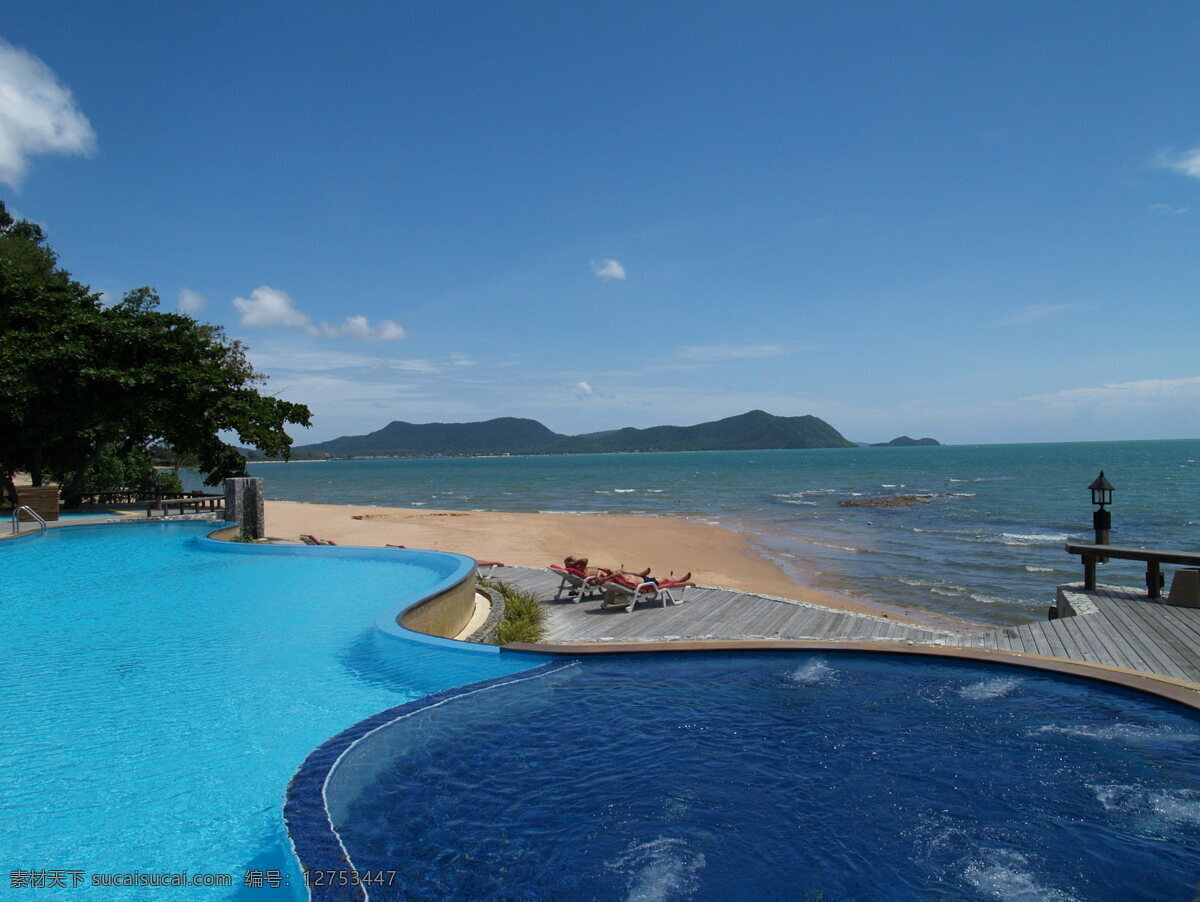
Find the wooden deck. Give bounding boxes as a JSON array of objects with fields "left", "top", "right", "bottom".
[
  {"left": 493, "top": 568, "right": 1200, "bottom": 686},
  {"left": 949, "top": 583, "right": 1200, "bottom": 683},
  {"left": 497, "top": 567, "right": 958, "bottom": 645}
]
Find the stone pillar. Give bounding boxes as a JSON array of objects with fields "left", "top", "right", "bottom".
[{"left": 223, "top": 477, "right": 265, "bottom": 539}]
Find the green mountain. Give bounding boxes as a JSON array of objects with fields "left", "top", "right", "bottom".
[
  {"left": 293, "top": 409, "right": 855, "bottom": 458},
  {"left": 869, "top": 435, "right": 941, "bottom": 447},
  {"left": 294, "top": 417, "right": 560, "bottom": 458}
]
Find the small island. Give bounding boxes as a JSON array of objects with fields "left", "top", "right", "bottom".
[{"left": 869, "top": 436, "right": 941, "bottom": 447}]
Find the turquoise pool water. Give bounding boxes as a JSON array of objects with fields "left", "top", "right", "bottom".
[{"left": 0, "top": 523, "right": 543, "bottom": 899}]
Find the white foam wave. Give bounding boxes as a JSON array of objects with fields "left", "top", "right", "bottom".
[
  {"left": 969, "top": 592, "right": 1006, "bottom": 605},
  {"left": 777, "top": 499, "right": 818, "bottom": 506},
  {"left": 800, "top": 538, "right": 862, "bottom": 553},
  {"left": 647, "top": 489, "right": 664, "bottom": 493},
  {"left": 1001, "top": 532, "right": 1070, "bottom": 546},
  {"left": 931, "top": 587, "right": 967, "bottom": 598},
  {"left": 1092, "top": 784, "right": 1200, "bottom": 826},
  {"left": 789, "top": 659, "right": 835, "bottom": 685},
  {"left": 959, "top": 677, "right": 1020, "bottom": 700},
  {"left": 1024, "top": 566, "right": 1055, "bottom": 573},
  {"left": 1037, "top": 723, "right": 1200, "bottom": 744},
  {"left": 607, "top": 838, "right": 706, "bottom": 902},
  {"left": 614, "top": 489, "right": 636, "bottom": 493},
  {"left": 961, "top": 849, "right": 1079, "bottom": 902}
]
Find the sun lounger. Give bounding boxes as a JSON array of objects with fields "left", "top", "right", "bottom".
[
  {"left": 549, "top": 564, "right": 608, "bottom": 602},
  {"left": 299, "top": 534, "right": 337, "bottom": 545},
  {"left": 389, "top": 545, "right": 502, "bottom": 579},
  {"left": 601, "top": 574, "right": 692, "bottom": 612},
  {"left": 475, "top": 560, "right": 504, "bottom": 579}
]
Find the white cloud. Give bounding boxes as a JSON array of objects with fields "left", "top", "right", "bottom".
[
  {"left": 1017, "top": 376, "right": 1200, "bottom": 409},
  {"left": 1157, "top": 146, "right": 1200, "bottom": 179},
  {"left": 383, "top": 359, "right": 439, "bottom": 374},
  {"left": 178, "top": 288, "right": 207, "bottom": 314},
  {"left": 232, "top": 285, "right": 406, "bottom": 341},
  {"left": 1000, "top": 303, "right": 1079, "bottom": 326},
  {"left": 575, "top": 380, "right": 593, "bottom": 397},
  {"left": 1150, "top": 203, "right": 1190, "bottom": 216},
  {"left": 320, "top": 315, "right": 407, "bottom": 341},
  {"left": 233, "top": 285, "right": 316, "bottom": 332},
  {"left": 449, "top": 352, "right": 476, "bottom": 367},
  {"left": 0, "top": 39, "right": 96, "bottom": 187},
  {"left": 677, "top": 342, "right": 797, "bottom": 360},
  {"left": 591, "top": 258, "right": 627, "bottom": 281}
]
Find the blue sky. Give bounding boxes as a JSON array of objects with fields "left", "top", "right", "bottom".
[{"left": 3, "top": 2, "right": 1199, "bottom": 445}]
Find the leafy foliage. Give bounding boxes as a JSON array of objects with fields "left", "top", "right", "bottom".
[
  {"left": 61, "top": 446, "right": 184, "bottom": 496},
  {"left": 482, "top": 579, "right": 546, "bottom": 644},
  {"left": 0, "top": 202, "right": 312, "bottom": 505}
]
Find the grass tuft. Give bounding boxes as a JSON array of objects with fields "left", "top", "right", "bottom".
[{"left": 481, "top": 579, "right": 546, "bottom": 644}]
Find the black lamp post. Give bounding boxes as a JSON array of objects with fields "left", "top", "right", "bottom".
[{"left": 1089, "top": 470, "right": 1113, "bottom": 550}]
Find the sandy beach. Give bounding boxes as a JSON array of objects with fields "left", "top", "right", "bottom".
[{"left": 265, "top": 500, "right": 960, "bottom": 627}]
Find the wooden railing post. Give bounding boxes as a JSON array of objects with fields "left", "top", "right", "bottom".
[
  {"left": 1147, "top": 561, "right": 1161, "bottom": 599},
  {"left": 1083, "top": 555, "right": 1097, "bottom": 590}
]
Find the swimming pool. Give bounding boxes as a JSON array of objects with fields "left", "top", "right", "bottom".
[
  {"left": 7, "top": 523, "right": 1200, "bottom": 901},
  {"left": 0, "top": 523, "right": 545, "bottom": 899},
  {"left": 310, "top": 652, "right": 1200, "bottom": 902}
]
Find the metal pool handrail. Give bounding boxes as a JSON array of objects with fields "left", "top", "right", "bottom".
[{"left": 10, "top": 505, "right": 47, "bottom": 534}]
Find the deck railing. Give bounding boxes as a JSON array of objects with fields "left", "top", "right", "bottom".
[
  {"left": 1065, "top": 542, "right": 1200, "bottom": 599},
  {"left": 146, "top": 494, "right": 225, "bottom": 517}
]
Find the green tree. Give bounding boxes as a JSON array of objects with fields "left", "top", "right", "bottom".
[{"left": 0, "top": 203, "right": 311, "bottom": 507}]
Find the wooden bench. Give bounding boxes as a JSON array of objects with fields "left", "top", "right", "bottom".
[
  {"left": 146, "top": 494, "right": 224, "bottom": 517},
  {"left": 1065, "top": 543, "right": 1200, "bottom": 599}
]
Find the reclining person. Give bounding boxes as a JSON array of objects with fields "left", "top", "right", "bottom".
[{"left": 564, "top": 555, "right": 690, "bottom": 585}]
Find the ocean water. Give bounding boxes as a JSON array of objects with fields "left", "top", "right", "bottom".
[{"left": 187, "top": 439, "right": 1200, "bottom": 625}]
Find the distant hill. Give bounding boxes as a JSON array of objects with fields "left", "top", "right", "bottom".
[
  {"left": 292, "top": 410, "right": 856, "bottom": 458},
  {"left": 293, "top": 417, "right": 560, "bottom": 458},
  {"left": 869, "top": 435, "right": 941, "bottom": 447}
]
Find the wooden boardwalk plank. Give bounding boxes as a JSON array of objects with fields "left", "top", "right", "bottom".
[
  {"left": 1012, "top": 624, "right": 1051, "bottom": 657},
  {"left": 1097, "top": 599, "right": 1190, "bottom": 680},
  {"left": 499, "top": 567, "right": 1200, "bottom": 683},
  {"left": 1104, "top": 600, "right": 1200, "bottom": 681},
  {"left": 1112, "top": 600, "right": 1198, "bottom": 664},
  {"left": 1142, "top": 603, "right": 1200, "bottom": 649},
  {"left": 1066, "top": 610, "right": 1127, "bottom": 670},
  {"left": 1038, "top": 621, "right": 1072, "bottom": 660},
  {"left": 1085, "top": 609, "right": 1153, "bottom": 674},
  {"left": 1057, "top": 616, "right": 1118, "bottom": 669}
]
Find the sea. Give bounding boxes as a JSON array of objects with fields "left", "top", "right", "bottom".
[{"left": 188, "top": 440, "right": 1200, "bottom": 627}]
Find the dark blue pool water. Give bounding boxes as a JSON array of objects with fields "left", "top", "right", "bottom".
[{"left": 332, "top": 652, "right": 1200, "bottom": 901}]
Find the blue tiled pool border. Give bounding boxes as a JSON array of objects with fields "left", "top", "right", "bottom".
[{"left": 283, "top": 662, "right": 572, "bottom": 902}]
